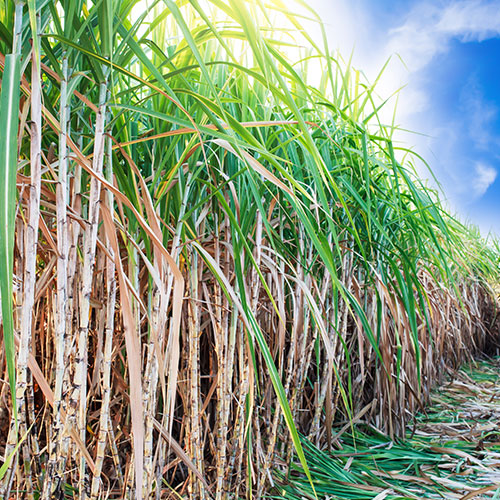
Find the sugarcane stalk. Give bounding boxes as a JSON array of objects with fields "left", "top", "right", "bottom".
[
  {"left": 90, "top": 133, "right": 116, "bottom": 499},
  {"left": 295, "top": 271, "right": 330, "bottom": 415},
  {"left": 71, "top": 80, "right": 107, "bottom": 499},
  {"left": 232, "top": 319, "right": 251, "bottom": 499},
  {"left": 154, "top": 176, "right": 190, "bottom": 498},
  {"left": 60, "top": 126, "right": 82, "bottom": 469},
  {"left": 186, "top": 250, "right": 205, "bottom": 498},
  {"left": 24, "top": 369, "right": 40, "bottom": 495},
  {"left": 142, "top": 286, "right": 161, "bottom": 498},
  {"left": 2, "top": 6, "right": 41, "bottom": 496},
  {"left": 213, "top": 214, "right": 229, "bottom": 500},
  {"left": 40, "top": 49, "right": 70, "bottom": 499},
  {"left": 308, "top": 250, "right": 351, "bottom": 443}
]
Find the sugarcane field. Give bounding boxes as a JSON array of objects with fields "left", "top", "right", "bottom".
[{"left": 1, "top": 1, "right": 500, "bottom": 499}]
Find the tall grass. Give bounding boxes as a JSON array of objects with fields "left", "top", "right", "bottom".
[{"left": 0, "top": 1, "right": 499, "bottom": 498}]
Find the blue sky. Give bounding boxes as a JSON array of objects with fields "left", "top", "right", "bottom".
[{"left": 309, "top": 0, "right": 500, "bottom": 236}]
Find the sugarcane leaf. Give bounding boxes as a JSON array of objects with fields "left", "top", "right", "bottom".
[{"left": 0, "top": 52, "right": 21, "bottom": 422}]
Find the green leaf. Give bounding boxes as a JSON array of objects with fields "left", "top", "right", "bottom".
[{"left": 0, "top": 52, "right": 21, "bottom": 422}]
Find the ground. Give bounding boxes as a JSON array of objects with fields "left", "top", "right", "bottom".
[{"left": 273, "top": 356, "right": 500, "bottom": 499}]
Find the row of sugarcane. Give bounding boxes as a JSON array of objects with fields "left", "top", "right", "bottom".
[{"left": 0, "top": 1, "right": 499, "bottom": 499}]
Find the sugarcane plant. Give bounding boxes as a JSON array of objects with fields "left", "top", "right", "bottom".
[{"left": 0, "top": 1, "right": 499, "bottom": 499}]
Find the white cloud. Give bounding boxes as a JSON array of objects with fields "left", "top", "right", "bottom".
[
  {"left": 374, "top": 1, "right": 500, "bottom": 125},
  {"left": 307, "top": 0, "right": 500, "bottom": 231},
  {"left": 460, "top": 74, "right": 499, "bottom": 150},
  {"left": 436, "top": 0, "right": 500, "bottom": 40},
  {"left": 473, "top": 162, "right": 497, "bottom": 196},
  {"left": 386, "top": 1, "right": 500, "bottom": 70}
]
